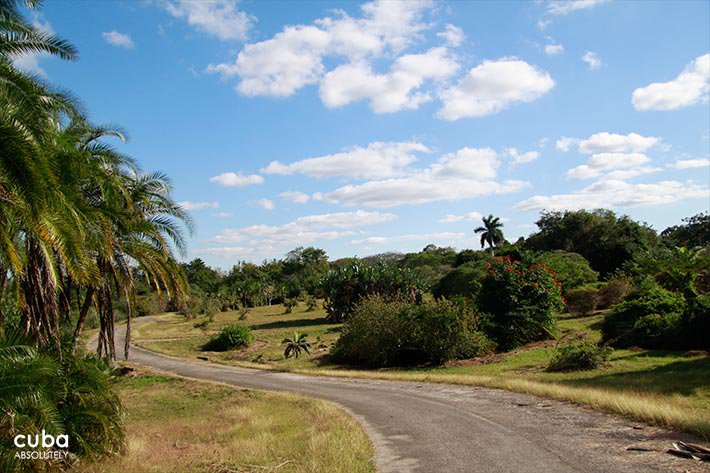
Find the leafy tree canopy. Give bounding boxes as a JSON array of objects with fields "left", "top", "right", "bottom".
[
  {"left": 524, "top": 209, "right": 660, "bottom": 277},
  {"left": 661, "top": 212, "right": 710, "bottom": 248}
]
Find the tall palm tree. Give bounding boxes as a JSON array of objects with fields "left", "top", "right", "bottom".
[
  {"left": 1, "top": 1, "right": 191, "bottom": 361},
  {"left": 475, "top": 215, "right": 505, "bottom": 256},
  {"left": 0, "top": 1, "right": 80, "bottom": 352}
]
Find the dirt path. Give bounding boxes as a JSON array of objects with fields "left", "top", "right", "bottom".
[{"left": 111, "top": 318, "right": 706, "bottom": 473}]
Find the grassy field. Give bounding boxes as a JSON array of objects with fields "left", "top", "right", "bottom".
[
  {"left": 74, "top": 369, "right": 374, "bottom": 473},
  {"left": 133, "top": 303, "right": 710, "bottom": 439}
]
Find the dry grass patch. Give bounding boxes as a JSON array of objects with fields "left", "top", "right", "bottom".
[{"left": 73, "top": 370, "right": 374, "bottom": 473}]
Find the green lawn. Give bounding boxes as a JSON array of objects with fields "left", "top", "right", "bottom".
[
  {"left": 73, "top": 369, "right": 374, "bottom": 473},
  {"left": 135, "top": 302, "right": 341, "bottom": 370},
  {"left": 133, "top": 303, "right": 710, "bottom": 439}
]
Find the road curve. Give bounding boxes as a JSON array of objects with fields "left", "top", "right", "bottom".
[{"left": 116, "top": 322, "right": 700, "bottom": 473}]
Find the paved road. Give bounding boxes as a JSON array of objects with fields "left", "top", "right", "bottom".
[{"left": 115, "top": 321, "right": 701, "bottom": 473}]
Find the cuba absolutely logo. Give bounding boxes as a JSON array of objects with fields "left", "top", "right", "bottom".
[{"left": 13, "top": 430, "right": 69, "bottom": 460}]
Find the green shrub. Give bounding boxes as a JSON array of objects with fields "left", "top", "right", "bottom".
[
  {"left": 283, "top": 298, "right": 298, "bottom": 314},
  {"left": 322, "top": 262, "right": 426, "bottom": 322},
  {"left": 547, "top": 340, "right": 611, "bottom": 372},
  {"left": 601, "top": 284, "right": 684, "bottom": 348},
  {"left": 203, "top": 324, "right": 253, "bottom": 351},
  {"left": 333, "top": 296, "right": 492, "bottom": 367},
  {"left": 565, "top": 286, "right": 600, "bottom": 316},
  {"left": 597, "top": 277, "right": 632, "bottom": 309},
  {"left": 631, "top": 313, "right": 681, "bottom": 348},
  {"left": 477, "top": 256, "right": 564, "bottom": 351},
  {"left": 431, "top": 262, "right": 485, "bottom": 301},
  {"left": 536, "top": 251, "right": 599, "bottom": 292}
]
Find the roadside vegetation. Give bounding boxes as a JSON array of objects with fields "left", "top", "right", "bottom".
[
  {"left": 0, "top": 1, "right": 189, "bottom": 470},
  {"left": 134, "top": 210, "right": 710, "bottom": 438},
  {"left": 1, "top": 2, "right": 708, "bottom": 470},
  {"left": 74, "top": 371, "right": 374, "bottom": 473}
]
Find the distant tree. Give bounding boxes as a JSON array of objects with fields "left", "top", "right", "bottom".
[
  {"left": 182, "top": 259, "right": 222, "bottom": 294},
  {"left": 454, "top": 249, "right": 488, "bottom": 267},
  {"left": 360, "top": 252, "right": 404, "bottom": 266},
  {"left": 474, "top": 215, "right": 505, "bottom": 256},
  {"left": 524, "top": 209, "right": 659, "bottom": 277},
  {"left": 661, "top": 213, "right": 710, "bottom": 248},
  {"left": 283, "top": 247, "right": 329, "bottom": 296},
  {"left": 400, "top": 245, "right": 457, "bottom": 269}
]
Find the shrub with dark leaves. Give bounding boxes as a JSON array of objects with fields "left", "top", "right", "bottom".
[
  {"left": 547, "top": 340, "right": 611, "bottom": 372},
  {"left": 477, "top": 256, "right": 564, "bottom": 350},
  {"left": 203, "top": 324, "right": 253, "bottom": 351},
  {"left": 333, "top": 296, "right": 493, "bottom": 367}
]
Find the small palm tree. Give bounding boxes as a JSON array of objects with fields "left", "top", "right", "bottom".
[
  {"left": 475, "top": 215, "right": 505, "bottom": 256},
  {"left": 282, "top": 332, "right": 311, "bottom": 359}
]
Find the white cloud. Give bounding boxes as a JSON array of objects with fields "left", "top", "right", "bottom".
[
  {"left": 163, "top": 0, "right": 254, "bottom": 41},
  {"left": 668, "top": 158, "right": 710, "bottom": 169},
  {"left": 11, "top": 53, "right": 46, "bottom": 76},
  {"left": 437, "top": 24, "right": 465, "bottom": 47},
  {"left": 256, "top": 198, "right": 275, "bottom": 210},
  {"left": 581, "top": 51, "right": 602, "bottom": 70},
  {"left": 505, "top": 147, "right": 540, "bottom": 164},
  {"left": 555, "top": 137, "right": 577, "bottom": 152},
  {"left": 11, "top": 14, "right": 54, "bottom": 76},
  {"left": 212, "top": 212, "right": 233, "bottom": 218},
  {"left": 262, "top": 141, "right": 430, "bottom": 179},
  {"left": 102, "top": 30, "right": 134, "bottom": 49},
  {"left": 321, "top": 147, "right": 529, "bottom": 208},
  {"left": 209, "top": 172, "right": 264, "bottom": 187},
  {"left": 632, "top": 54, "right": 710, "bottom": 111},
  {"left": 440, "top": 211, "right": 483, "bottom": 223},
  {"left": 566, "top": 153, "right": 651, "bottom": 179},
  {"left": 544, "top": 43, "right": 564, "bottom": 55},
  {"left": 578, "top": 132, "right": 660, "bottom": 154},
  {"left": 546, "top": 0, "right": 609, "bottom": 16},
  {"left": 319, "top": 47, "right": 459, "bottom": 113},
  {"left": 600, "top": 166, "right": 662, "bottom": 181},
  {"left": 207, "top": 0, "right": 433, "bottom": 97},
  {"left": 351, "top": 232, "right": 466, "bottom": 247},
  {"left": 279, "top": 191, "right": 311, "bottom": 204},
  {"left": 179, "top": 200, "right": 219, "bottom": 210},
  {"left": 208, "top": 25, "right": 330, "bottom": 96},
  {"left": 437, "top": 58, "right": 554, "bottom": 120},
  {"left": 516, "top": 179, "right": 707, "bottom": 211},
  {"left": 201, "top": 210, "right": 397, "bottom": 261}
]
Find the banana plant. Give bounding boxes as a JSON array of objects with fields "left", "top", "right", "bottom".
[{"left": 282, "top": 332, "right": 311, "bottom": 359}]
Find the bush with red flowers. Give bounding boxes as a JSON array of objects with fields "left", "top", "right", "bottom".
[{"left": 478, "top": 256, "right": 564, "bottom": 350}]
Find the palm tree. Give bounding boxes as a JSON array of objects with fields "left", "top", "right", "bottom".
[
  {"left": 282, "top": 332, "right": 311, "bottom": 359},
  {"left": 0, "top": 0, "right": 80, "bottom": 352},
  {"left": 475, "top": 215, "right": 505, "bottom": 256}
]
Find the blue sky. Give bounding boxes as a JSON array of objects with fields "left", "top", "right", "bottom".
[{"left": 17, "top": 0, "right": 710, "bottom": 268}]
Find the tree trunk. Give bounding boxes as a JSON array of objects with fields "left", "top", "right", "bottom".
[
  {"left": 20, "top": 237, "right": 62, "bottom": 359},
  {"left": 124, "top": 288, "right": 133, "bottom": 360},
  {"left": 59, "top": 273, "right": 73, "bottom": 324},
  {"left": 98, "top": 285, "right": 116, "bottom": 360},
  {"left": 71, "top": 286, "right": 95, "bottom": 353},
  {"left": 0, "top": 259, "right": 6, "bottom": 330}
]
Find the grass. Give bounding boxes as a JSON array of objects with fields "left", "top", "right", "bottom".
[
  {"left": 73, "top": 369, "right": 374, "bottom": 473},
  {"left": 133, "top": 304, "right": 710, "bottom": 439},
  {"left": 134, "top": 302, "right": 340, "bottom": 370}
]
